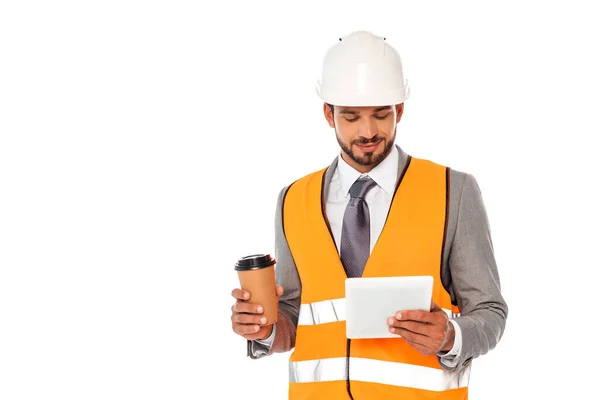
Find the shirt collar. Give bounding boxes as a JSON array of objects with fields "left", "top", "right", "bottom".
[{"left": 337, "top": 144, "right": 399, "bottom": 197}]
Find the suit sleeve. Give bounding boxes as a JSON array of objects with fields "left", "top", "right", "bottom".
[
  {"left": 439, "top": 173, "right": 509, "bottom": 371},
  {"left": 247, "top": 185, "right": 301, "bottom": 359}
]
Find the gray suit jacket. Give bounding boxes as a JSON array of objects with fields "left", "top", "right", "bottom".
[{"left": 248, "top": 145, "right": 508, "bottom": 372}]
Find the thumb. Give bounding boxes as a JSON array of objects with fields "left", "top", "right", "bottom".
[{"left": 430, "top": 300, "right": 442, "bottom": 313}]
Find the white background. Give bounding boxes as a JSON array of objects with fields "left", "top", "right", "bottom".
[{"left": 1, "top": 1, "right": 599, "bottom": 399}]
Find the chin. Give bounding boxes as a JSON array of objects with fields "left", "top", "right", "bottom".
[{"left": 353, "top": 153, "right": 378, "bottom": 166}]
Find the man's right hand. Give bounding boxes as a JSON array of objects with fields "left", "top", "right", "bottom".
[{"left": 230, "top": 286, "right": 284, "bottom": 341}]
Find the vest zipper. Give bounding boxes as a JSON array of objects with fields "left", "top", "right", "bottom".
[{"left": 346, "top": 338, "right": 354, "bottom": 399}]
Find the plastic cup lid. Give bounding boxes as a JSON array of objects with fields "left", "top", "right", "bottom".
[{"left": 234, "top": 254, "right": 276, "bottom": 271}]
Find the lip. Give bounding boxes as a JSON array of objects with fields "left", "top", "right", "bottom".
[{"left": 356, "top": 141, "right": 381, "bottom": 152}]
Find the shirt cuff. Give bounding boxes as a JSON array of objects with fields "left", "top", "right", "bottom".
[{"left": 438, "top": 319, "right": 462, "bottom": 367}]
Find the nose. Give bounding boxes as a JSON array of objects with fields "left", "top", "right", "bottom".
[{"left": 358, "top": 118, "right": 379, "bottom": 140}]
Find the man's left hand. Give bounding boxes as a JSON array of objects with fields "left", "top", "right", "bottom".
[{"left": 387, "top": 301, "right": 455, "bottom": 356}]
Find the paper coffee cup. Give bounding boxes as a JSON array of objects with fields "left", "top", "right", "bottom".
[{"left": 235, "top": 254, "right": 278, "bottom": 325}]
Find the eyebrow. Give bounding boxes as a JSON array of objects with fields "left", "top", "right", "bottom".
[{"left": 339, "top": 106, "right": 392, "bottom": 115}]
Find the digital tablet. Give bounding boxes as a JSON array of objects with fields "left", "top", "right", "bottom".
[{"left": 345, "top": 276, "right": 434, "bottom": 339}]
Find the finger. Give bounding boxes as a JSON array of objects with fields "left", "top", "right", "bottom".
[
  {"left": 391, "top": 320, "right": 447, "bottom": 352},
  {"left": 387, "top": 321, "right": 402, "bottom": 337},
  {"left": 400, "top": 320, "right": 446, "bottom": 342},
  {"left": 233, "top": 323, "right": 261, "bottom": 336},
  {"left": 387, "top": 317, "right": 432, "bottom": 336},
  {"left": 233, "top": 301, "right": 264, "bottom": 315},
  {"left": 276, "top": 285, "right": 284, "bottom": 296},
  {"left": 233, "top": 313, "right": 268, "bottom": 325},
  {"left": 395, "top": 310, "right": 442, "bottom": 325},
  {"left": 392, "top": 326, "right": 431, "bottom": 345},
  {"left": 231, "top": 288, "right": 250, "bottom": 301},
  {"left": 242, "top": 332, "right": 270, "bottom": 341}
]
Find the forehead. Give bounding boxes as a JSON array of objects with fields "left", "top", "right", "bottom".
[{"left": 338, "top": 105, "right": 393, "bottom": 114}]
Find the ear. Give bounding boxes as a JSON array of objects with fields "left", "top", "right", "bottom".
[
  {"left": 396, "top": 103, "right": 404, "bottom": 123},
  {"left": 323, "top": 103, "right": 335, "bottom": 128}
]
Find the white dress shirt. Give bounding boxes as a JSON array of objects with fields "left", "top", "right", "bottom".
[{"left": 258, "top": 146, "right": 462, "bottom": 367}]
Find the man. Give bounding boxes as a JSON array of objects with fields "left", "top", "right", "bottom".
[{"left": 230, "top": 30, "right": 508, "bottom": 399}]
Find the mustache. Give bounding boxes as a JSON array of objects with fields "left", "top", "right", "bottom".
[{"left": 353, "top": 136, "right": 383, "bottom": 145}]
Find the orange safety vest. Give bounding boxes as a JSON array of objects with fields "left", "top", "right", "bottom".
[{"left": 282, "top": 156, "right": 470, "bottom": 400}]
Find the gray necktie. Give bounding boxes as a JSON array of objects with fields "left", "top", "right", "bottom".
[{"left": 340, "top": 176, "right": 378, "bottom": 278}]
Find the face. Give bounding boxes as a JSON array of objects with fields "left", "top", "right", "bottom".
[{"left": 324, "top": 103, "right": 404, "bottom": 173}]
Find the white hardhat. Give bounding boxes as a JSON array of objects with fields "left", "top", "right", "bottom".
[{"left": 316, "top": 30, "right": 410, "bottom": 107}]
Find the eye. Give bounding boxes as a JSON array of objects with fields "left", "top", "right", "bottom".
[
  {"left": 374, "top": 113, "right": 390, "bottom": 120},
  {"left": 344, "top": 118, "right": 359, "bottom": 123}
]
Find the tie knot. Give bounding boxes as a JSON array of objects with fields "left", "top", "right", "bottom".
[{"left": 349, "top": 177, "right": 377, "bottom": 199}]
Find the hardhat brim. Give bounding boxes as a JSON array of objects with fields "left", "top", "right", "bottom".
[{"left": 316, "top": 82, "right": 410, "bottom": 107}]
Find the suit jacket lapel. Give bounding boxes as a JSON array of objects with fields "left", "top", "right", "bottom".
[{"left": 322, "top": 157, "right": 338, "bottom": 201}]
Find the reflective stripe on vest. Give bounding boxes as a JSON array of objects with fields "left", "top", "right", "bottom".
[
  {"left": 290, "top": 357, "right": 471, "bottom": 391},
  {"left": 297, "top": 298, "right": 459, "bottom": 325}
]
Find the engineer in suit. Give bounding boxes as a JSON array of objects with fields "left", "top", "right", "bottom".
[{"left": 230, "top": 30, "right": 508, "bottom": 400}]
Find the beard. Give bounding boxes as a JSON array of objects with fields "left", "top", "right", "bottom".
[{"left": 336, "top": 130, "right": 395, "bottom": 168}]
